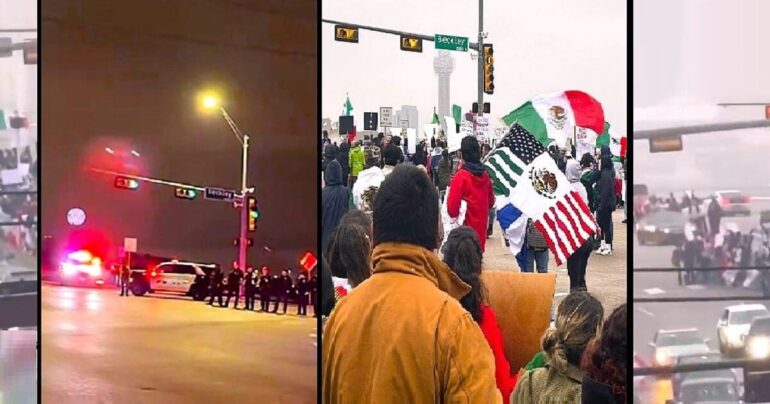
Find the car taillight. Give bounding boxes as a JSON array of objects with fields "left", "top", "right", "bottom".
[
  {"left": 150, "top": 270, "right": 157, "bottom": 277},
  {"left": 744, "top": 196, "right": 751, "bottom": 203},
  {"left": 721, "top": 197, "right": 730, "bottom": 206}
]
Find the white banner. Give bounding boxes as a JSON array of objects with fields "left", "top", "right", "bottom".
[
  {"left": 445, "top": 116, "right": 462, "bottom": 153},
  {"left": 406, "top": 128, "right": 417, "bottom": 154},
  {"left": 575, "top": 127, "right": 598, "bottom": 160}
]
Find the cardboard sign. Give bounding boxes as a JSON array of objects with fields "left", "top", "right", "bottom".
[
  {"left": 406, "top": 128, "right": 417, "bottom": 154},
  {"left": 575, "top": 127, "right": 598, "bottom": 160},
  {"left": 445, "top": 116, "right": 462, "bottom": 153}
]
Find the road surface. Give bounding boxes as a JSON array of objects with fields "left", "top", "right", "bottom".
[
  {"left": 42, "top": 284, "right": 316, "bottom": 403},
  {"left": 0, "top": 330, "right": 36, "bottom": 404}
]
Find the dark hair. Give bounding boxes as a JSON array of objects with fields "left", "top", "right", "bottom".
[
  {"left": 326, "top": 222, "right": 372, "bottom": 288},
  {"left": 339, "top": 209, "right": 372, "bottom": 238},
  {"left": 323, "top": 130, "right": 329, "bottom": 137},
  {"left": 441, "top": 149, "right": 449, "bottom": 160},
  {"left": 392, "top": 136, "right": 401, "bottom": 146},
  {"left": 581, "top": 304, "right": 627, "bottom": 404},
  {"left": 460, "top": 136, "right": 481, "bottom": 163},
  {"left": 320, "top": 258, "right": 336, "bottom": 316},
  {"left": 442, "top": 227, "right": 485, "bottom": 323},
  {"left": 373, "top": 164, "right": 439, "bottom": 250},
  {"left": 383, "top": 144, "right": 400, "bottom": 166},
  {"left": 580, "top": 152, "right": 594, "bottom": 168},
  {"left": 542, "top": 291, "right": 604, "bottom": 373}
]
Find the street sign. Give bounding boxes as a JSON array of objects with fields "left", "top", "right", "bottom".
[
  {"left": 400, "top": 35, "right": 423, "bottom": 53},
  {"left": 334, "top": 25, "right": 359, "bottom": 43},
  {"left": 124, "top": 238, "right": 138, "bottom": 253},
  {"left": 299, "top": 251, "right": 318, "bottom": 272},
  {"left": 67, "top": 208, "right": 86, "bottom": 226},
  {"left": 204, "top": 187, "right": 236, "bottom": 201},
  {"left": 649, "top": 134, "right": 683, "bottom": 153},
  {"left": 364, "top": 112, "right": 378, "bottom": 131},
  {"left": 380, "top": 107, "right": 393, "bottom": 127},
  {"left": 434, "top": 34, "right": 469, "bottom": 52}
]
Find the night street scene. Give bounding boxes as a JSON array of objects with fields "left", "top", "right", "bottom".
[
  {"left": 41, "top": 1, "right": 317, "bottom": 402},
  {"left": 0, "top": 0, "right": 39, "bottom": 403}
]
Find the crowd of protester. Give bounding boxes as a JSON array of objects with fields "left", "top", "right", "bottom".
[
  {"left": 320, "top": 128, "right": 627, "bottom": 403},
  {"left": 0, "top": 144, "right": 37, "bottom": 258}
]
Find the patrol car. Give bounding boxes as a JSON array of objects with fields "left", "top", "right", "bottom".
[{"left": 129, "top": 260, "right": 216, "bottom": 300}]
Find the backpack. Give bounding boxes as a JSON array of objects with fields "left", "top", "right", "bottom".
[{"left": 526, "top": 220, "right": 548, "bottom": 250}]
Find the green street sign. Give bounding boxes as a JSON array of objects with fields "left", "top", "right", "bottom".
[{"left": 434, "top": 34, "right": 469, "bottom": 52}]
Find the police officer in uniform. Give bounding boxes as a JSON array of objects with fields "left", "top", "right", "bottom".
[
  {"left": 225, "top": 262, "right": 244, "bottom": 309},
  {"left": 119, "top": 263, "right": 130, "bottom": 296},
  {"left": 296, "top": 274, "right": 309, "bottom": 316},
  {"left": 208, "top": 266, "right": 224, "bottom": 306},
  {"left": 272, "top": 269, "right": 293, "bottom": 314},
  {"left": 243, "top": 266, "right": 257, "bottom": 311},
  {"left": 258, "top": 267, "right": 271, "bottom": 312}
]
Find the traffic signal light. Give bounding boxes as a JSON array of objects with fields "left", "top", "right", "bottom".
[
  {"left": 174, "top": 188, "right": 197, "bottom": 200},
  {"left": 247, "top": 196, "right": 259, "bottom": 232},
  {"left": 400, "top": 35, "right": 423, "bottom": 53},
  {"left": 335, "top": 25, "right": 359, "bottom": 43},
  {"left": 114, "top": 176, "right": 139, "bottom": 190},
  {"left": 233, "top": 238, "right": 254, "bottom": 247},
  {"left": 483, "top": 44, "right": 494, "bottom": 95}
]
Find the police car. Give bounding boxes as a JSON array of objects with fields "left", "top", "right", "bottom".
[{"left": 129, "top": 260, "right": 215, "bottom": 300}]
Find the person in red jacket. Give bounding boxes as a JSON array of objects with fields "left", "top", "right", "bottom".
[
  {"left": 447, "top": 136, "right": 495, "bottom": 251},
  {"left": 442, "top": 226, "right": 517, "bottom": 400}
]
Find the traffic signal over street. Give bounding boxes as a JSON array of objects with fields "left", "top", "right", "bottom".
[
  {"left": 335, "top": 25, "right": 359, "bottom": 43},
  {"left": 174, "top": 187, "right": 197, "bottom": 200},
  {"left": 247, "top": 196, "right": 259, "bottom": 232},
  {"left": 114, "top": 176, "right": 139, "bottom": 190},
  {"left": 483, "top": 44, "right": 494, "bottom": 95},
  {"left": 400, "top": 35, "right": 422, "bottom": 53}
]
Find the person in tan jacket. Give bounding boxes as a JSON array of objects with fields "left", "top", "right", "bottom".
[
  {"left": 510, "top": 291, "right": 604, "bottom": 404},
  {"left": 322, "top": 164, "right": 500, "bottom": 404}
]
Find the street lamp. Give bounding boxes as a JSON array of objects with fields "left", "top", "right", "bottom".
[{"left": 200, "top": 93, "right": 251, "bottom": 272}]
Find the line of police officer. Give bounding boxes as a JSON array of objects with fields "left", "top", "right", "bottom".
[{"left": 206, "top": 263, "right": 317, "bottom": 316}]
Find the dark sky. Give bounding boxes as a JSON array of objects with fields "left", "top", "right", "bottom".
[{"left": 42, "top": 0, "right": 317, "bottom": 270}]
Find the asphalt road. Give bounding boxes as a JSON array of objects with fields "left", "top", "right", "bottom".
[
  {"left": 633, "top": 210, "right": 770, "bottom": 404},
  {"left": 42, "top": 284, "right": 317, "bottom": 403}
]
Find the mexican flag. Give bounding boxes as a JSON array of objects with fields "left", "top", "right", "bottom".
[
  {"left": 501, "top": 90, "right": 604, "bottom": 148},
  {"left": 596, "top": 121, "right": 626, "bottom": 158},
  {"left": 0, "top": 110, "right": 6, "bottom": 130},
  {"left": 342, "top": 95, "right": 353, "bottom": 116},
  {"left": 432, "top": 107, "right": 440, "bottom": 125}
]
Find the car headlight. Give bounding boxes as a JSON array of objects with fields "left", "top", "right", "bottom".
[
  {"left": 655, "top": 351, "right": 669, "bottom": 366},
  {"left": 748, "top": 336, "right": 770, "bottom": 359},
  {"left": 645, "top": 225, "right": 657, "bottom": 232},
  {"left": 662, "top": 228, "right": 670, "bottom": 233},
  {"left": 725, "top": 328, "right": 745, "bottom": 344}
]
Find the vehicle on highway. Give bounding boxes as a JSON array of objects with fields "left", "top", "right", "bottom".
[
  {"left": 717, "top": 304, "right": 769, "bottom": 356},
  {"left": 634, "top": 183, "right": 649, "bottom": 220},
  {"left": 745, "top": 316, "right": 770, "bottom": 360},
  {"left": 58, "top": 250, "right": 107, "bottom": 287},
  {"left": 650, "top": 328, "right": 711, "bottom": 368},
  {"left": 705, "top": 190, "right": 751, "bottom": 217},
  {"left": 670, "top": 352, "right": 741, "bottom": 401},
  {"left": 636, "top": 210, "right": 688, "bottom": 246},
  {"left": 129, "top": 260, "right": 215, "bottom": 300},
  {"left": 667, "top": 375, "right": 741, "bottom": 404}
]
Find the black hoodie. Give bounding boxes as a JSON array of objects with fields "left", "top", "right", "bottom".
[
  {"left": 596, "top": 146, "right": 616, "bottom": 212},
  {"left": 337, "top": 141, "right": 351, "bottom": 181},
  {"left": 322, "top": 160, "right": 350, "bottom": 257}
]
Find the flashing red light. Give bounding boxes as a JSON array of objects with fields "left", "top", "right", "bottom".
[
  {"left": 67, "top": 250, "right": 93, "bottom": 263},
  {"left": 721, "top": 197, "right": 730, "bottom": 206}
]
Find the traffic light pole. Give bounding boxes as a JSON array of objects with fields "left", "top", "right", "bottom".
[
  {"left": 218, "top": 106, "right": 250, "bottom": 273},
  {"left": 477, "top": 0, "right": 484, "bottom": 117}
]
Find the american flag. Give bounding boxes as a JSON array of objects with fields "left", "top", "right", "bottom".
[{"left": 485, "top": 123, "right": 597, "bottom": 265}]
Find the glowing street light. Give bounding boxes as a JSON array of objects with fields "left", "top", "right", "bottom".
[{"left": 202, "top": 95, "right": 219, "bottom": 110}]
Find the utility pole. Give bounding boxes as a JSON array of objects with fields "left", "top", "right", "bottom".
[
  {"left": 219, "top": 107, "right": 250, "bottom": 273},
  {"left": 477, "top": 0, "right": 484, "bottom": 117}
]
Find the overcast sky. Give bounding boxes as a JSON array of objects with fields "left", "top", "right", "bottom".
[
  {"left": 635, "top": 0, "right": 770, "bottom": 194},
  {"left": 322, "top": 0, "right": 627, "bottom": 137},
  {"left": 0, "top": 0, "right": 37, "bottom": 121}
]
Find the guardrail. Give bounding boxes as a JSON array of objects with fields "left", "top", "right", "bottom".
[
  {"left": 635, "top": 358, "right": 764, "bottom": 376},
  {"left": 634, "top": 265, "right": 770, "bottom": 303}
]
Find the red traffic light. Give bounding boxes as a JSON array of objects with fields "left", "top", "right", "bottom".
[
  {"left": 114, "top": 176, "right": 139, "bottom": 190},
  {"left": 299, "top": 251, "right": 317, "bottom": 272}
]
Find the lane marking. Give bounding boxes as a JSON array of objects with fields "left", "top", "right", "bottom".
[
  {"left": 637, "top": 307, "right": 655, "bottom": 317},
  {"left": 686, "top": 284, "right": 706, "bottom": 290},
  {"left": 554, "top": 292, "right": 569, "bottom": 297},
  {"left": 644, "top": 288, "right": 665, "bottom": 295}
]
